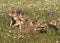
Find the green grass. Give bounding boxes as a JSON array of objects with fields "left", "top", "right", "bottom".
[{"left": 0, "top": 0, "right": 60, "bottom": 43}]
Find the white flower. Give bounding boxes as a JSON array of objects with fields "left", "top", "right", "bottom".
[
  {"left": 4, "top": 36, "right": 6, "bottom": 38},
  {"left": 19, "top": 35, "right": 25, "bottom": 38},
  {"left": 1, "top": 35, "right": 3, "bottom": 37},
  {"left": 0, "top": 27, "right": 1, "bottom": 29},
  {"left": 19, "top": 35, "right": 22, "bottom": 38},
  {"left": 9, "top": 30, "right": 11, "bottom": 33},
  {"left": 22, "top": 35, "right": 24, "bottom": 38},
  {"left": 14, "top": 36, "right": 16, "bottom": 39},
  {"left": 8, "top": 34, "right": 10, "bottom": 37},
  {"left": 56, "top": 7, "right": 58, "bottom": 10},
  {"left": 56, "top": 40, "right": 59, "bottom": 43},
  {"left": 39, "top": 8, "right": 41, "bottom": 10},
  {"left": 18, "top": 1, "right": 21, "bottom": 5}
]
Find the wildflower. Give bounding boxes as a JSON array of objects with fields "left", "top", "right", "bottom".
[
  {"left": 52, "top": 10, "right": 54, "bottom": 16},
  {"left": 1, "top": 12, "right": 6, "bottom": 21},
  {"left": 47, "top": 10, "right": 50, "bottom": 17}
]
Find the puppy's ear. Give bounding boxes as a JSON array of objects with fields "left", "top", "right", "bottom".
[
  {"left": 9, "top": 7, "right": 16, "bottom": 14},
  {"left": 16, "top": 10, "right": 21, "bottom": 14},
  {"left": 10, "top": 10, "right": 15, "bottom": 14}
]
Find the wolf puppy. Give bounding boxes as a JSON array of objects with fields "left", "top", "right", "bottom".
[{"left": 9, "top": 9, "right": 30, "bottom": 29}]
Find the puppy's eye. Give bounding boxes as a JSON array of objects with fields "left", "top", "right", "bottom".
[
  {"left": 16, "top": 10, "right": 21, "bottom": 14},
  {"left": 19, "top": 19, "right": 22, "bottom": 21}
]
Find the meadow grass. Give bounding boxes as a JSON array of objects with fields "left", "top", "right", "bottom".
[{"left": 0, "top": 0, "right": 60, "bottom": 43}]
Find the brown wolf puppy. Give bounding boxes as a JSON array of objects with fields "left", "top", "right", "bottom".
[
  {"left": 19, "top": 26, "right": 41, "bottom": 35},
  {"left": 9, "top": 9, "right": 31, "bottom": 29},
  {"left": 32, "top": 19, "right": 48, "bottom": 32},
  {"left": 49, "top": 20, "right": 58, "bottom": 26},
  {"left": 16, "top": 10, "right": 34, "bottom": 28},
  {"left": 49, "top": 19, "right": 60, "bottom": 29}
]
